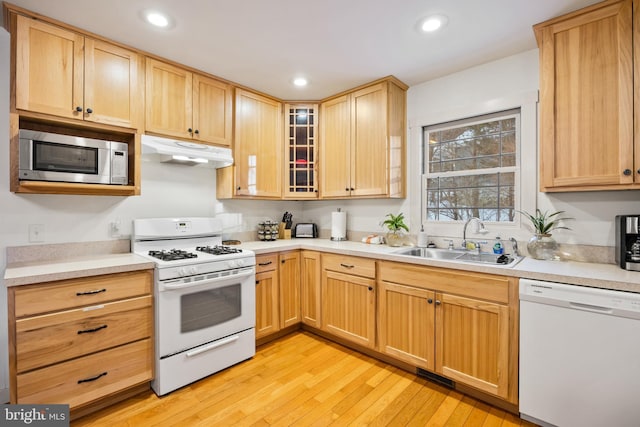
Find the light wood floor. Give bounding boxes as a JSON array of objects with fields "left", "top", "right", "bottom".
[{"left": 73, "top": 332, "right": 538, "bottom": 426}]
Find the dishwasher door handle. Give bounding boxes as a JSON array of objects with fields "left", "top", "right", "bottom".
[{"left": 569, "top": 301, "right": 614, "bottom": 314}]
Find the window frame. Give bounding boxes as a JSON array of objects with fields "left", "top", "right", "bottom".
[
  {"left": 408, "top": 91, "right": 538, "bottom": 243},
  {"left": 422, "top": 109, "right": 521, "bottom": 224}
]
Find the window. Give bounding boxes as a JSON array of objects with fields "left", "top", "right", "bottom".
[{"left": 423, "top": 109, "right": 520, "bottom": 223}]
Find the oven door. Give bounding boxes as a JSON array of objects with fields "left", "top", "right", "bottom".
[{"left": 156, "top": 266, "right": 256, "bottom": 358}]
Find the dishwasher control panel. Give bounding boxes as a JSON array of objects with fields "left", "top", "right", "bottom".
[{"left": 520, "top": 279, "right": 640, "bottom": 318}]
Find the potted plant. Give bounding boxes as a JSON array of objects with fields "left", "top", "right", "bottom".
[
  {"left": 382, "top": 213, "right": 409, "bottom": 247},
  {"left": 520, "top": 209, "right": 572, "bottom": 260}
]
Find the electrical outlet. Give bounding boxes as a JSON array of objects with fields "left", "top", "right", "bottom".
[{"left": 28, "top": 224, "right": 45, "bottom": 243}]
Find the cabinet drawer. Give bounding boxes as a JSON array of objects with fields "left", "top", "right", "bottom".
[
  {"left": 17, "top": 338, "right": 152, "bottom": 408},
  {"left": 378, "top": 261, "right": 509, "bottom": 304},
  {"left": 16, "top": 296, "right": 152, "bottom": 373},
  {"left": 256, "top": 254, "right": 278, "bottom": 273},
  {"left": 13, "top": 270, "right": 153, "bottom": 317},
  {"left": 322, "top": 254, "right": 376, "bottom": 279}
]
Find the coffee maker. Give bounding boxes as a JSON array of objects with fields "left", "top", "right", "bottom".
[{"left": 615, "top": 215, "right": 640, "bottom": 271}]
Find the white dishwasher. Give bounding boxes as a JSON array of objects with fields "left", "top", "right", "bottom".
[{"left": 519, "top": 278, "right": 640, "bottom": 427}]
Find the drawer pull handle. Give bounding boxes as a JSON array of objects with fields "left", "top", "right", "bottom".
[
  {"left": 258, "top": 261, "right": 273, "bottom": 266},
  {"left": 340, "top": 263, "right": 355, "bottom": 269},
  {"left": 77, "top": 325, "right": 108, "bottom": 334},
  {"left": 77, "top": 372, "right": 107, "bottom": 384},
  {"left": 76, "top": 288, "right": 107, "bottom": 296}
]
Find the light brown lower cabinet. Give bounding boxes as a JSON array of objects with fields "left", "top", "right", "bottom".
[
  {"left": 300, "top": 250, "right": 322, "bottom": 327},
  {"left": 255, "top": 253, "right": 280, "bottom": 339},
  {"left": 7, "top": 270, "right": 154, "bottom": 413},
  {"left": 321, "top": 254, "right": 376, "bottom": 349},
  {"left": 377, "top": 261, "right": 518, "bottom": 404},
  {"left": 255, "top": 251, "right": 301, "bottom": 340}
]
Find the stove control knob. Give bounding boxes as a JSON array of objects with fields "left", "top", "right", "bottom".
[
  {"left": 178, "top": 267, "right": 187, "bottom": 277},
  {"left": 236, "top": 259, "right": 245, "bottom": 267},
  {"left": 190, "top": 266, "right": 198, "bottom": 275},
  {"left": 228, "top": 260, "right": 238, "bottom": 269}
]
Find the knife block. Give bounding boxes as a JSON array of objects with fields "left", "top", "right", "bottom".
[{"left": 278, "top": 222, "right": 291, "bottom": 240}]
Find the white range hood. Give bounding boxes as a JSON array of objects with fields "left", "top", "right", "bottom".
[{"left": 141, "top": 134, "right": 233, "bottom": 168}]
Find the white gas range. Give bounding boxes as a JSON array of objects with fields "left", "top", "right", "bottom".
[{"left": 132, "top": 217, "right": 256, "bottom": 396}]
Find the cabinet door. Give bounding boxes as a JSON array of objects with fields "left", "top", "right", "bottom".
[
  {"left": 284, "top": 104, "right": 319, "bottom": 199},
  {"left": 145, "top": 58, "right": 193, "bottom": 140},
  {"left": 435, "top": 292, "right": 510, "bottom": 399},
  {"left": 234, "top": 89, "right": 282, "bottom": 197},
  {"left": 15, "top": 15, "right": 84, "bottom": 119},
  {"left": 378, "top": 282, "right": 435, "bottom": 370},
  {"left": 320, "top": 95, "right": 351, "bottom": 198},
  {"left": 279, "top": 251, "right": 301, "bottom": 328},
  {"left": 193, "top": 74, "right": 232, "bottom": 146},
  {"left": 84, "top": 39, "right": 141, "bottom": 128},
  {"left": 300, "top": 251, "right": 321, "bottom": 327},
  {"left": 537, "top": 1, "right": 634, "bottom": 189},
  {"left": 321, "top": 270, "right": 375, "bottom": 348},
  {"left": 350, "top": 83, "right": 388, "bottom": 196},
  {"left": 255, "top": 269, "right": 279, "bottom": 339}
]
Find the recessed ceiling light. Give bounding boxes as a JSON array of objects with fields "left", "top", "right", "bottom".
[
  {"left": 145, "top": 11, "right": 170, "bottom": 28},
  {"left": 293, "top": 77, "right": 308, "bottom": 87},
  {"left": 419, "top": 15, "right": 448, "bottom": 33}
]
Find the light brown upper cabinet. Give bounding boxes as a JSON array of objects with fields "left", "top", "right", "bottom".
[
  {"left": 145, "top": 58, "right": 232, "bottom": 146},
  {"left": 13, "top": 15, "right": 141, "bottom": 129},
  {"left": 283, "top": 104, "right": 319, "bottom": 199},
  {"left": 230, "top": 89, "right": 283, "bottom": 198},
  {"left": 319, "top": 78, "right": 407, "bottom": 199},
  {"left": 534, "top": 0, "right": 640, "bottom": 191}
]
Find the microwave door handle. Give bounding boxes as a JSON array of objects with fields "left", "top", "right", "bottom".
[{"left": 163, "top": 268, "right": 254, "bottom": 290}]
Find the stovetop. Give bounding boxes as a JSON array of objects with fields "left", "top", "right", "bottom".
[
  {"left": 132, "top": 217, "right": 255, "bottom": 280},
  {"left": 196, "top": 245, "right": 243, "bottom": 255}
]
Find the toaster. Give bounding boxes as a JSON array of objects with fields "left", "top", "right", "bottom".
[{"left": 293, "top": 223, "right": 318, "bottom": 238}]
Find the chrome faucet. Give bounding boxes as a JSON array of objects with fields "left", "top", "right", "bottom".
[
  {"left": 509, "top": 237, "right": 519, "bottom": 256},
  {"left": 462, "top": 217, "right": 487, "bottom": 250}
]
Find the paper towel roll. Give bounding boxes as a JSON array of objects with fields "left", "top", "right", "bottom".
[{"left": 331, "top": 211, "right": 347, "bottom": 241}]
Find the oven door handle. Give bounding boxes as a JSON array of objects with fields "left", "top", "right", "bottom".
[
  {"left": 163, "top": 268, "right": 254, "bottom": 290},
  {"left": 185, "top": 335, "right": 240, "bottom": 357}
]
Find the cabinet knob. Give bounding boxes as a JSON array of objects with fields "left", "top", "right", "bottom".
[
  {"left": 255, "top": 280, "right": 259, "bottom": 285},
  {"left": 637, "top": 169, "right": 640, "bottom": 175},
  {"left": 350, "top": 187, "right": 355, "bottom": 191},
  {"left": 188, "top": 128, "right": 193, "bottom": 133},
  {"left": 86, "top": 108, "right": 93, "bottom": 114},
  {"left": 345, "top": 187, "right": 349, "bottom": 191},
  {"left": 237, "top": 186, "right": 241, "bottom": 191},
  {"left": 281, "top": 259, "right": 285, "bottom": 264},
  {"left": 435, "top": 300, "right": 441, "bottom": 305},
  {"left": 194, "top": 129, "right": 200, "bottom": 135},
  {"left": 75, "top": 106, "right": 83, "bottom": 112},
  {"left": 427, "top": 298, "right": 433, "bottom": 304},
  {"left": 368, "top": 286, "right": 373, "bottom": 291},
  {"left": 623, "top": 169, "right": 632, "bottom": 176}
]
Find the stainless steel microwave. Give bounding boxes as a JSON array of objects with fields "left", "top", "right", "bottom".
[{"left": 19, "top": 129, "right": 128, "bottom": 185}]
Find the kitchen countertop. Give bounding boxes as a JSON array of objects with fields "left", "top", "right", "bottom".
[
  {"left": 239, "top": 238, "right": 640, "bottom": 293},
  {"left": 3, "top": 253, "right": 155, "bottom": 287},
  {"left": 4, "top": 238, "right": 639, "bottom": 293}
]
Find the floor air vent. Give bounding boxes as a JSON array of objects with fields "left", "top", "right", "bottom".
[{"left": 416, "top": 368, "right": 455, "bottom": 389}]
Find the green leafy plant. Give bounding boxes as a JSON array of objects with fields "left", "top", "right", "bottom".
[
  {"left": 520, "top": 209, "right": 572, "bottom": 235},
  {"left": 382, "top": 213, "right": 409, "bottom": 232}
]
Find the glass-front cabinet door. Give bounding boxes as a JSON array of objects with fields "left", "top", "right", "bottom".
[{"left": 284, "top": 104, "right": 318, "bottom": 199}]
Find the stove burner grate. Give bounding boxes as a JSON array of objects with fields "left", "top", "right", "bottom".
[
  {"left": 148, "top": 249, "right": 198, "bottom": 261},
  {"left": 196, "top": 245, "right": 243, "bottom": 255}
]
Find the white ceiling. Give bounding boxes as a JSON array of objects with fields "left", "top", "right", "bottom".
[{"left": 2, "top": 0, "right": 602, "bottom": 100}]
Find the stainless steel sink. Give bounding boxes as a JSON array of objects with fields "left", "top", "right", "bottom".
[
  {"left": 394, "top": 247, "right": 466, "bottom": 260},
  {"left": 392, "top": 246, "right": 523, "bottom": 267}
]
